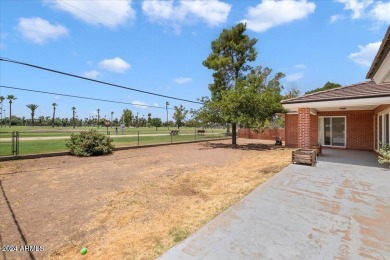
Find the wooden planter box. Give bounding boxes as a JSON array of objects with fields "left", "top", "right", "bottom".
[
  {"left": 310, "top": 144, "right": 322, "bottom": 156},
  {"left": 292, "top": 149, "right": 316, "bottom": 166}
]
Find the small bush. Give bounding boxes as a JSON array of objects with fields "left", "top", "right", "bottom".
[
  {"left": 66, "top": 130, "right": 114, "bottom": 157},
  {"left": 379, "top": 143, "right": 390, "bottom": 167}
]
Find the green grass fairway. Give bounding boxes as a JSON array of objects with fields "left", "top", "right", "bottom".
[
  {"left": 0, "top": 126, "right": 225, "bottom": 137},
  {"left": 0, "top": 129, "right": 228, "bottom": 156}
]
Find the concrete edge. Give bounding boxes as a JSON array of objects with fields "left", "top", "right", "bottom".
[
  {"left": 158, "top": 164, "right": 293, "bottom": 259},
  {"left": 0, "top": 138, "right": 230, "bottom": 162}
]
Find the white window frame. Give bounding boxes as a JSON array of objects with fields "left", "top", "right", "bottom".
[
  {"left": 378, "top": 108, "right": 390, "bottom": 149},
  {"left": 318, "top": 116, "right": 347, "bottom": 148}
]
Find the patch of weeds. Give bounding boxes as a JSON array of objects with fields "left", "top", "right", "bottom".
[
  {"left": 169, "top": 226, "right": 190, "bottom": 243},
  {"left": 154, "top": 239, "right": 165, "bottom": 256}
]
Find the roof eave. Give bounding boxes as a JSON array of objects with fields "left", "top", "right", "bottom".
[
  {"left": 367, "top": 26, "right": 390, "bottom": 79},
  {"left": 281, "top": 93, "right": 390, "bottom": 105}
]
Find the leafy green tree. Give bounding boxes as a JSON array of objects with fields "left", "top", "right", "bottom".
[
  {"left": 305, "top": 82, "right": 341, "bottom": 95},
  {"left": 26, "top": 104, "right": 39, "bottom": 127},
  {"left": 185, "top": 118, "right": 201, "bottom": 128},
  {"left": 122, "top": 109, "right": 133, "bottom": 127},
  {"left": 173, "top": 105, "right": 188, "bottom": 129},
  {"left": 201, "top": 23, "right": 283, "bottom": 144},
  {"left": 283, "top": 87, "right": 301, "bottom": 99},
  {"left": 7, "top": 95, "right": 17, "bottom": 127},
  {"left": 150, "top": 117, "right": 162, "bottom": 128}
]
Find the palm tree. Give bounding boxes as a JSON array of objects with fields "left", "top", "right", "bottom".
[
  {"left": 52, "top": 103, "right": 58, "bottom": 127},
  {"left": 0, "top": 96, "right": 4, "bottom": 128},
  {"left": 26, "top": 104, "right": 39, "bottom": 127},
  {"left": 166, "top": 101, "right": 169, "bottom": 130},
  {"left": 7, "top": 95, "right": 17, "bottom": 127},
  {"left": 147, "top": 113, "right": 151, "bottom": 123},
  {"left": 97, "top": 109, "right": 100, "bottom": 128},
  {"left": 72, "top": 107, "right": 76, "bottom": 129}
]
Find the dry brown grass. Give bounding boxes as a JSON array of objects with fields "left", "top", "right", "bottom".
[{"left": 53, "top": 147, "right": 292, "bottom": 260}]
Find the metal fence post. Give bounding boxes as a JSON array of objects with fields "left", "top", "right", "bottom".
[
  {"left": 12, "top": 131, "right": 15, "bottom": 155},
  {"left": 170, "top": 131, "right": 172, "bottom": 144},
  {"left": 138, "top": 131, "right": 140, "bottom": 146},
  {"left": 15, "top": 131, "right": 19, "bottom": 156}
]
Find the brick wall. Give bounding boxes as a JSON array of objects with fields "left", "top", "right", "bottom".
[
  {"left": 318, "top": 110, "right": 374, "bottom": 150},
  {"left": 238, "top": 128, "right": 285, "bottom": 141},
  {"left": 298, "top": 108, "right": 311, "bottom": 149},
  {"left": 310, "top": 114, "right": 318, "bottom": 146},
  {"left": 285, "top": 114, "right": 298, "bottom": 147}
]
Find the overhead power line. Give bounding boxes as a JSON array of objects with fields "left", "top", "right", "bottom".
[
  {"left": 58, "top": 0, "right": 110, "bottom": 26},
  {"left": 0, "top": 57, "right": 203, "bottom": 105},
  {"left": 0, "top": 85, "right": 180, "bottom": 110}
]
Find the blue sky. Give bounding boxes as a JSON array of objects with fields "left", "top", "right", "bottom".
[{"left": 0, "top": 0, "right": 389, "bottom": 121}]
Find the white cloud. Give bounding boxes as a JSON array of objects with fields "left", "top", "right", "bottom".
[
  {"left": 330, "top": 14, "right": 345, "bottom": 23},
  {"left": 335, "top": 0, "right": 373, "bottom": 19},
  {"left": 174, "top": 77, "right": 192, "bottom": 84},
  {"left": 294, "top": 64, "right": 306, "bottom": 69},
  {"left": 348, "top": 41, "right": 381, "bottom": 67},
  {"left": 17, "top": 17, "right": 68, "bottom": 44},
  {"left": 152, "top": 102, "right": 159, "bottom": 107},
  {"left": 371, "top": 1, "right": 390, "bottom": 23},
  {"left": 99, "top": 57, "right": 130, "bottom": 73},
  {"left": 241, "top": 0, "right": 316, "bottom": 33},
  {"left": 142, "top": 0, "right": 231, "bottom": 31},
  {"left": 132, "top": 100, "right": 149, "bottom": 109},
  {"left": 45, "top": 0, "right": 136, "bottom": 28},
  {"left": 286, "top": 72, "right": 304, "bottom": 81},
  {"left": 83, "top": 70, "right": 100, "bottom": 79}
]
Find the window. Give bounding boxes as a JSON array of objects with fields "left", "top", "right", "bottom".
[
  {"left": 379, "top": 115, "right": 383, "bottom": 144},
  {"left": 386, "top": 114, "right": 389, "bottom": 145},
  {"left": 378, "top": 111, "right": 390, "bottom": 148},
  {"left": 319, "top": 117, "right": 346, "bottom": 147}
]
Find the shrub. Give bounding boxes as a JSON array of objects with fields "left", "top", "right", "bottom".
[
  {"left": 66, "top": 130, "right": 114, "bottom": 157},
  {"left": 378, "top": 143, "right": 390, "bottom": 167}
]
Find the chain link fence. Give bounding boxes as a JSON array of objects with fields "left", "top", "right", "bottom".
[{"left": 0, "top": 128, "right": 230, "bottom": 158}]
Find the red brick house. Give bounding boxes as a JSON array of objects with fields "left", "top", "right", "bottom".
[{"left": 282, "top": 26, "right": 390, "bottom": 151}]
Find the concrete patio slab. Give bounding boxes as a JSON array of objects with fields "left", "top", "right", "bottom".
[{"left": 160, "top": 149, "right": 390, "bottom": 260}]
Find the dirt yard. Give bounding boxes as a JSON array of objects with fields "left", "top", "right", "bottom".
[{"left": 0, "top": 139, "right": 292, "bottom": 260}]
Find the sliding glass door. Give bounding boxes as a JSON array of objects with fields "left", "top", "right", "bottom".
[{"left": 319, "top": 117, "right": 346, "bottom": 147}]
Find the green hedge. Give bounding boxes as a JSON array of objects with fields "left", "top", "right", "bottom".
[{"left": 66, "top": 130, "right": 114, "bottom": 156}]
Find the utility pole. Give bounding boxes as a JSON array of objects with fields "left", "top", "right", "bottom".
[
  {"left": 136, "top": 112, "right": 139, "bottom": 128},
  {"left": 111, "top": 111, "right": 114, "bottom": 127},
  {"left": 166, "top": 101, "right": 169, "bottom": 130}
]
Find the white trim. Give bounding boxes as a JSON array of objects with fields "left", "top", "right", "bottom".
[
  {"left": 373, "top": 53, "right": 390, "bottom": 85},
  {"left": 283, "top": 96, "right": 390, "bottom": 111},
  {"left": 377, "top": 108, "right": 390, "bottom": 150},
  {"left": 318, "top": 116, "right": 347, "bottom": 148}
]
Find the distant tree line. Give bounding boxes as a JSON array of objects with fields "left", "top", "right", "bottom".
[{"left": 0, "top": 95, "right": 209, "bottom": 128}]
